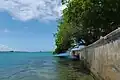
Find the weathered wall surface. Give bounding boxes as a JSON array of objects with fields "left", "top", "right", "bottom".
[{"left": 78, "top": 28, "right": 120, "bottom": 80}]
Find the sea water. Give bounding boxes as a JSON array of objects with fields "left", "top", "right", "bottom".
[{"left": 0, "top": 52, "right": 94, "bottom": 80}]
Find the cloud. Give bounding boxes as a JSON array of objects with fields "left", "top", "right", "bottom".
[
  {"left": 0, "top": 28, "right": 10, "bottom": 33},
  {"left": 24, "top": 27, "right": 28, "bottom": 29},
  {"left": 0, "top": 0, "right": 63, "bottom": 21},
  {"left": 0, "top": 44, "right": 13, "bottom": 51},
  {"left": 4, "top": 28, "right": 10, "bottom": 33}
]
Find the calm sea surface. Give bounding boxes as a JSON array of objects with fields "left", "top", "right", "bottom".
[{"left": 0, "top": 52, "right": 94, "bottom": 80}]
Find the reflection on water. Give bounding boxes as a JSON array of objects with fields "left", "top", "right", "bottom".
[
  {"left": 56, "top": 58, "right": 94, "bottom": 80},
  {"left": 0, "top": 52, "right": 94, "bottom": 80}
]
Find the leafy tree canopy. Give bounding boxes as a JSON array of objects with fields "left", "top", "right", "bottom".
[{"left": 54, "top": 0, "right": 120, "bottom": 54}]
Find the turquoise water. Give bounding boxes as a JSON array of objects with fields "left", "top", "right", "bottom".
[{"left": 0, "top": 52, "right": 94, "bottom": 80}]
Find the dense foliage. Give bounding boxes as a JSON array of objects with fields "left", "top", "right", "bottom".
[{"left": 54, "top": 0, "right": 120, "bottom": 54}]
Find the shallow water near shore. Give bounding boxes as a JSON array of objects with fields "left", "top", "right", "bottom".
[{"left": 0, "top": 52, "right": 94, "bottom": 80}]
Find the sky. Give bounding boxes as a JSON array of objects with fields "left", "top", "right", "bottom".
[{"left": 0, "top": 0, "right": 65, "bottom": 51}]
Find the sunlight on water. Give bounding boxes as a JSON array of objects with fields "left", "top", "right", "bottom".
[{"left": 0, "top": 52, "right": 94, "bottom": 80}]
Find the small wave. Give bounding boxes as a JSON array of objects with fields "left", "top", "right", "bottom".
[{"left": 0, "top": 66, "right": 37, "bottom": 80}]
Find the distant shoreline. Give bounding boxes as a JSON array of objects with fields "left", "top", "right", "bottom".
[{"left": 0, "top": 51, "right": 53, "bottom": 53}]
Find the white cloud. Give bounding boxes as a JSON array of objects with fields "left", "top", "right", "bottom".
[
  {"left": 0, "top": 28, "right": 10, "bottom": 33},
  {"left": 24, "top": 27, "right": 28, "bottom": 29},
  {"left": 0, "top": 0, "right": 63, "bottom": 21},
  {"left": 4, "top": 28, "right": 10, "bottom": 33},
  {"left": 0, "top": 44, "right": 13, "bottom": 51}
]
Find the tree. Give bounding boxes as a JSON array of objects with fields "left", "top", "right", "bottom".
[{"left": 54, "top": 0, "right": 120, "bottom": 54}]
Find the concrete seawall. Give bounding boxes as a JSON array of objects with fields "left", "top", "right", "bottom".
[{"left": 75, "top": 28, "right": 120, "bottom": 80}]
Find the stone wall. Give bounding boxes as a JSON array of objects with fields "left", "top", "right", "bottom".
[{"left": 78, "top": 28, "right": 120, "bottom": 80}]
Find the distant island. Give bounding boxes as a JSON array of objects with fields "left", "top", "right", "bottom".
[
  {"left": 0, "top": 51, "right": 27, "bottom": 53},
  {"left": 0, "top": 51, "right": 53, "bottom": 53}
]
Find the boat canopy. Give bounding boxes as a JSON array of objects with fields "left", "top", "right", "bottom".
[{"left": 71, "top": 46, "right": 84, "bottom": 51}]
